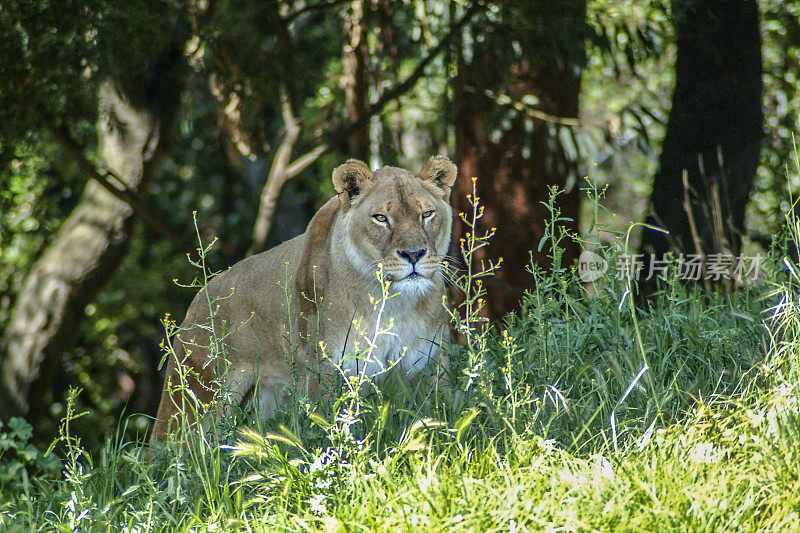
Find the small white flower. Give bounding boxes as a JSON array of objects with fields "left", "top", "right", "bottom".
[
  {"left": 746, "top": 409, "right": 764, "bottom": 428},
  {"left": 689, "top": 442, "right": 720, "bottom": 464},
  {"left": 637, "top": 422, "right": 655, "bottom": 450},
  {"left": 558, "top": 468, "right": 587, "bottom": 486},
  {"left": 593, "top": 455, "right": 614, "bottom": 480},
  {"left": 308, "top": 494, "right": 327, "bottom": 515}
]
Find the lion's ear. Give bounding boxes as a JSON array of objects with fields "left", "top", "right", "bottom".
[
  {"left": 332, "top": 159, "right": 373, "bottom": 208},
  {"left": 420, "top": 155, "right": 457, "bottom": 200}
]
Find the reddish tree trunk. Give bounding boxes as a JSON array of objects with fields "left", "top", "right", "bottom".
[{"left": 454, "top": 3, "right": 586, "bottom": 320}]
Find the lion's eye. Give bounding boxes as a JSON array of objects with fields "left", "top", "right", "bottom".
[
  {"left": 422, "top": 210, "right": 435, "bottom": 221},
  {"left": 372, "top": 214, "right": 388, "bottom": 225}
]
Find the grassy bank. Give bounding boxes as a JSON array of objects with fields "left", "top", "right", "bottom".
[{"left": 2, "top": 183, "right": 799, "bottom": 532}]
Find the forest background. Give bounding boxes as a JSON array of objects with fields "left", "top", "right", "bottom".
[{"left": 0, "top": 0, "right": 798, "bottom": 451}]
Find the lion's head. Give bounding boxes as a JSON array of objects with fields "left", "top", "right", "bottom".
[{"left": 331, "top": 156, "right": 457, "bottom": 297}]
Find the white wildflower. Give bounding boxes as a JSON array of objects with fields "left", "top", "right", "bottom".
[
  {"left": 308, "top": 494, "right": 327, "bottom": 515},
  {"left": 746, "top": 409, "right": 764, "bottom": 428},
  {"left": 637, "top": 422, "right": 655, "bottom": 450},
  {"left": 688, "top": 442, "right": 720, "bottom": 464},
  {"left": 593, "top": 455, "right": 614, "bottom": 480}
]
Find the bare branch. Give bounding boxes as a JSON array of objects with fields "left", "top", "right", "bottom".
[
  {"left": 247, "top": 4, "right": 485, "bottom": 253},
  {"left": 461, "top": 86, "right": 583, "bottom": 126},
  {"left": 248, "top": 88, "right": 302, "bottom": 254},
  {"left": 284, "top": 143, "right": 330, "bottom": 180}
]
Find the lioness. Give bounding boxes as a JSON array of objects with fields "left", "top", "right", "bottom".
[{"left": 150, "top": 156, "right": 457, "bottom": 445}]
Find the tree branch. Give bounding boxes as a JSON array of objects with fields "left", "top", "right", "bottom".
[
  {"left": 247, "top": 3, "right": 485, "bottom": 253},
  {"left": 283, "top": 4, "right": 484, "bottom": 176},
  {"left": 284, "top": 143, "right": 330, "bottom": 180},
  {"left": 461, "top": 86, "right": 583, "bottom": 126},
  {"left": 248, "top": 88, "right": 302, "bottom": 254},
  {"left": 50, "top": 125, "right": 193, "bottom": 255},
  {"left": 284, "top": 0, "right": 351, "bottom": 24}
]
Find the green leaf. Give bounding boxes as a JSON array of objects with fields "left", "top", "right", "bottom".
[
  {"left": 455, "top": 408, "right": 480, "bottom": 445},
  {"left": 8, "top": 417, "right": 32, "bottom": 441},
  {"left": 308, "top": 411, "right": 332, "bottom": 430}
]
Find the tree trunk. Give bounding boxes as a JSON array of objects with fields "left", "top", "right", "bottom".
[
  {"left": 0, "top": 80, "right": 160, "bottom": 422},
  {"left": 454, "top": 1, "right": 586, "bottom": 320},
  {"left": 640, "top": 0, "right": 763, "bottom": 282},
  {"left": 342, "top": 0, "right": 371, "bottom": 161}
]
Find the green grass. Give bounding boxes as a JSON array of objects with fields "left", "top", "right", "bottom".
[{"left": 2, "top": 182, "right": 800, "bottom": 531}]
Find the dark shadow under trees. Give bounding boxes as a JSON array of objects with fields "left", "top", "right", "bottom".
[{"left": 640, "top": 0, "right": 763, "bottom": 287}]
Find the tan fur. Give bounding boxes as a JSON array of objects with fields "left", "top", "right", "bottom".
[{"left": 150, "top": 156, "right": 458, "bottom": 447}]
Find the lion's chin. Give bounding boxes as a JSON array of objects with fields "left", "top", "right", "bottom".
[{"left": 392, "top": 274, "right": 435, "bottom": 298}]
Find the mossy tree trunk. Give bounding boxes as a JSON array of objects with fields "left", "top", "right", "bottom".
[{"left": 0, "top": 74, "right": 180, "bottom": 423}]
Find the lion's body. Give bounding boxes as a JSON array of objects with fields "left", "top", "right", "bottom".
[{"left": 150, "top": 157, "right": 457, "bottom": 446}]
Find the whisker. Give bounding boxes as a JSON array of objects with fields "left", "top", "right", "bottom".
[
  {"left": 431, "top": 268, "right": 457, "bottom": 289},
  {"left": 443, "top": 255, "right": 466, "bottom": 271}
]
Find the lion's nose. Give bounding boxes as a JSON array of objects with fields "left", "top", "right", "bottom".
[{"left": 397, "top": 248, "right": 426, "bottom": 264}]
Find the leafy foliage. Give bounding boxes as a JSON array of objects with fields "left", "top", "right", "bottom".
[{"left": 0, "top": 0, "right": 102, "bottom": 143}]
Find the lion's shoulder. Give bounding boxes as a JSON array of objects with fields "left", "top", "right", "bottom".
[{"left": 295, "top": 196, "right": 341, "bottom": 317}]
